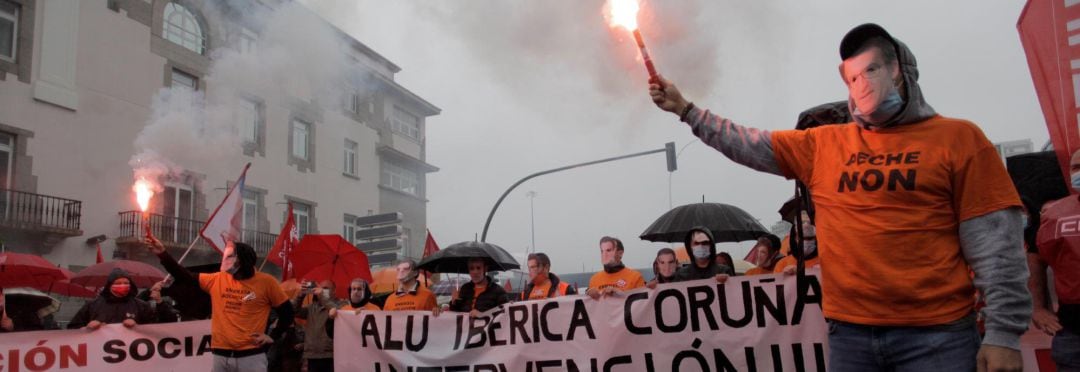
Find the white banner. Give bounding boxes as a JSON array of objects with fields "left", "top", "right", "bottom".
[
  {"left": 0, "top": 320, "right": 211, "bottom": 371},
  {"left": 335, "top": 272, "right": 829, "bottom": 371}
]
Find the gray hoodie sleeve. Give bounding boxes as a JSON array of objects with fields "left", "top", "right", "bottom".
[
  {"left": 958, "top": 207, "right": 1031, "bottom": 350},
  {"left": 682, "top": 106, "right": 784, "bottom": 176}
]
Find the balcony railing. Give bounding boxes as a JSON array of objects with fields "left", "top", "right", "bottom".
[
  {"left": 0, "top": 188, "right": 82, "bottom": 234},
  {"left": 118, "top": 211, "right": 277, "bottom": 256}
]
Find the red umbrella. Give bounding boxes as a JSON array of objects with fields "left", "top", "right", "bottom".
[
  {"left": 46, "top": 269, "right": 96, "bottom": 298},
  {"left": 71, "top": 260, "right": 166, "bottom": 290},
  {"left": 291, "top": 235, "right": 372, "bottom": 299},
  {"left": 0, "top": 252, "right": 66, "bottom": 290}
]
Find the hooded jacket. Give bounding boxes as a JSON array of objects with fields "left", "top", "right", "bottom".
[
  {"left": 676, "top": 227, "right": 735, "bottom": 281},
  {"left": 449, "top": 276, "right": 508, "bottom": 313},
  {"left": 844, "top": 35, "right": 937, "bottom": 129},
  {"left": 67, "top": 269, "right": 157, "bottom": 329}
]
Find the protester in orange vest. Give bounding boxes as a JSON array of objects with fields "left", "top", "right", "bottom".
[
  {"left": 650, "top": 23, "right": 1028, "bottom": 371},
  {"left": 587, "top": 236, "right": 644, "bottom": 299},
  {"left": 745, "top": 234, "right": 783, "bottom": 276},
  {"left": 522, "top": 253, "right": 576, "bottom": 300},
  {"left": 382, "top": 259, "right": 438, "bottom": 313},
  {"left": 646, "top": 248, "right": 678, "bottom": 289},
  {"left": 774, "top": 212, "right": 821, "bottom": 275}
]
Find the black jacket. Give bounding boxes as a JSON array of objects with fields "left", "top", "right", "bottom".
[
  {"left": 67, "top": 269, "right": 157, "bottom": 329},
  {"left": 449, "top": 277, "right": 508, "bottom": 312},
  {"left": 676, "top": 226, "right": 735, "bottom": 282}
]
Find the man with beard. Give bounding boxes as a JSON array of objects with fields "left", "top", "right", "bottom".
[
  {"left": 67, "top": 268, "right": 158, "bottom": 330},
  {"left": 148, "top": 232, "right": 293, "bottom": 372},
  {"left": 675, "top": 227, "right": 734, "bottom": 282},
  {"left": 449, "top": 258, "right": 508, "bottom": 316},
  {"left": 649, "top": 23, "right": 1028, "bottom": 371},
  {"left": 587, "top": 236, "right": 644, "bottom": 299},
  {"left": 521, "top": 253, "right": 576, "bottom": 300}
]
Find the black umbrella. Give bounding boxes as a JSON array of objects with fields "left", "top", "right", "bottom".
[
  {"left": 417, "top": 241, "right": 520, "bottom": 274},
  {"left": 640, "top": 202, "right": 769, "bottom": 243}
]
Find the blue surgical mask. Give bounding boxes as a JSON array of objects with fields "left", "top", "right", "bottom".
[
  {"left": 692, "top": 245, "right": 711, "bottom": 259},
  {"left": 852, "top": 90, "right": 904, "bottom": 127},
  {"left": 1072, "top": 172, "right": 1080, "bottom": 192}
]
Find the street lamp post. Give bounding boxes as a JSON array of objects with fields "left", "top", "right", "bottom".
[{"left": 527, "top": 191, "right": 537, "bottom": 254}]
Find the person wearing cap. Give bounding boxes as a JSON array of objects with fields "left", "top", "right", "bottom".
[
  {"left": 1031, "top": 148, "right": 1080, "bottom": 370},
  {"left": 650, "top": 23, "right": 1028, "bottom": 371}
]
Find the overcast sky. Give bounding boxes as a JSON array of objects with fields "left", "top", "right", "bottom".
[{"left": 305, "top": 0, "right": 1047, "bottom": 274}]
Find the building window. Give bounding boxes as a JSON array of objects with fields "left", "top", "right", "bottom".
[
  {"left": 242, "top": 191, "right": 258, "bottom": 232},
  {"left": 237, "top": 98, "right": 260, "bottom": 144},
  {"left": 0, "top": 132, "right": 13, "bottom": 191},
  {"left": 0, "top": 1, "right": 17, "bottom": 62},
  {"left": 291, "top": 119, "right": 310, "bottom": 161},
  {"left": 292, "top": 202, "right": 311, "bottom": 237},
  {"left": 163, "top": 2, "right": 205, "bottom": 55},
  {"left": 345, "top": 91, "right": 373, "bottom": 115},
  {"left": 390, "top": 107, "right": 420, "bottom": 140},
  {"left": 343, "top": 215, "right": 360, "bottom": 244},
  {"left": 382, "top": 162, "right": 419, "bottom": 196},
  {"left": 238, "top": 26, "right": 256, "bottom": 54},
  {"left": 344, "top": 140, "right": 358, "bottom": 177},
  {"left": 157, "top": 184, "right": 197, "bottom": 243},
  {"left": 171, "top": 69, "right": 198, "bottom": 90}
]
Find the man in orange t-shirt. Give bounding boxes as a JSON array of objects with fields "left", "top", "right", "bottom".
[
  {"left": 149, "top": 237, "right": 293, "bottom": 372},
  {"left": 382, "top": 259, "right": 438, "bottom": 312},
  {"left": 649, "top": 23, "right": 1028, "bottom": 371},
  {"left": 587, "top": 237, "right": 644, "bottom": 299}
]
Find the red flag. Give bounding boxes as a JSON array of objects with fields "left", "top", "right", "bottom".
[
  {"left": 1018, "top": 0, "right": 1080, "bottom": 187},
  {"left": 422, "top": 229, "right": 440, "bottom": 258},
  {"left": 200, "top": 163, "right": 250, "bottom": 252},
  {"left": 504, "top": 279, "right": 512, "bottom": 292},
  {"left": 95, "top": 244, "right": 104, "bottom": 264},
  {"left": 268, "top": 203, "right": 299, "bottom": 280}
]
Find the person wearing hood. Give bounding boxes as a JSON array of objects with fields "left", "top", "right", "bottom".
[
  {"left": 675, "top": 227, "right": 734, "bottom": 282},
  {"left": 774, "top": 212, "right": 822, "bottom": 275},
  {"left": 522, "top": 253, "right": 576, "bottom": 300},
  {"left": 646, "top": 248, "right": 679, "bottom": 289},
  {"left": 587, "top": 236, "right": 645, "bottom": 299},
  {"left": 327, "top": 278, "right": 379, "bottom": 332},
  {"left": 650, "top": 23, "right": 1028, "bottom": 371},
  {"left": 148, "top": 232, "right": 293, "bottom": 372},
  {"left": 67, "top": 268, "right": 157, "bottom": 330},
  {"left": 449, "top": 258, "right": 508, "bottom": 316}
]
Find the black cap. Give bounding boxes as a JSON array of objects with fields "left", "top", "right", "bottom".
[{"left": 839, "top": 23, "right": 896, "bottom": 60}]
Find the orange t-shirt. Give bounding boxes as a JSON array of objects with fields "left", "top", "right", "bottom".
[
  {"left": 471, "top": 283, "right": 487, "bottom": 310},
  {"left": 383, "top": 285, "right": 437, "bottom": 311},
  {"left": 199, "top": 272, "right": 289, "bottom": 350},
  {"left": 589, "top": 268, "right": 645, "bottom": 292},
  {"left": 770, "top": 116, "right": 1021, "bottom": 326},
  {"left": 772, "top": 255, "right": 820, "bottom": 273}
]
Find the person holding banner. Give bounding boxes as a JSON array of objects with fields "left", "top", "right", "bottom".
[
  {"left": 383, "top": 259, "right": 438, "bottom": 312},
  {"left": 1032, "top": 149, "right": 1080, "bottom": 370},
  {"left": 675, "top": 227, "right": 734, "bottom": 282},
  {"left": 148, "top": 233, "right": 294, "bottom": 372},
  {"left": 328, "top": 278, "right": 379, "bottom": 335},
  {"left": 587, "top": 237, "right": 644, "bottom": 299},
  {"left": 448, "top": 258, "right": 508, "bottom": 316},
  {"left": 649, "top": 23, "right": 1029, "bottom": 371},
  {"left": 67, "top": 268, "right": 158, "bottom": 330},
  {"left": 645, "top": 248, "right": 678, "bottom": 289},
  {"left": 0, "top": 307, "right": 11, "bottom": 332},
  {"left": 521, "top": 253, "right": 576, "bottom": 300}
]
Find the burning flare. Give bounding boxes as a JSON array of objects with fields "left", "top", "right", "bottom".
[
  {"left": 607, "top": 0, "right": 640, "bottom": 31},
  {"left": 133, "top": 177, "right": 154, "bottom": 213}
]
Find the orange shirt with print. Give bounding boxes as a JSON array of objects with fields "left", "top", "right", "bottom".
[
  {"left": 383, "top": 286, "right": 437, "bottom": 311},
  {"left": 770, "top": 116, "right": 1021, "bottom": 326},
  {"left": 772, "top": 255, "right": 820, "bottom": 274},
  {"left": 199, "top": 271, "right": 289, "bottom": 350},
  {"left": 589, "top": 268, "right": 644, "bottom": 292}
]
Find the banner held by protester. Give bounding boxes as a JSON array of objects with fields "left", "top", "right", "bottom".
[{"left": 335, "top": 271, "right": 828, "bottom": 371}]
